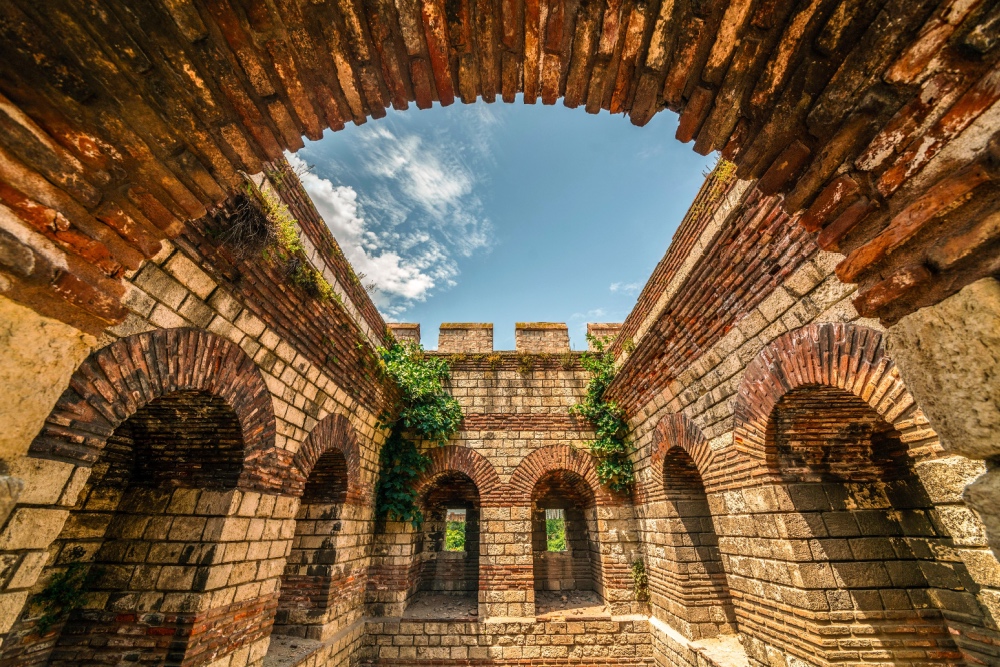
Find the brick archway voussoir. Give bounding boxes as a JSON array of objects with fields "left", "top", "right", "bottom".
[
  {"left": 290, "top": 413, "right": 365, "bottom": 504},
  {"left": 507, "top": 445, "right": 618, "bottom": 507},
  {"left": 731, "top": 322, "right": 938, "bottom": 486},
  {"left": 646, "top": 413, "right": 717, "bottom": 502},
  {"left": 29, "top": 327, "right": 277, "bottom": 486},
  {"left": 414, "top": 445, "right": 502, "bottom": 506}
]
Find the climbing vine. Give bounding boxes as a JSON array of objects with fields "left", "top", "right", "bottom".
[
  {"left": 375, "top": 339, "right": 463, "bottom": 528},
  {"left": 571, "top": 334, "right": 635, "bottom": 493},
  {"left": 631, "top": 558, "right": 649, "bottom": 602}
]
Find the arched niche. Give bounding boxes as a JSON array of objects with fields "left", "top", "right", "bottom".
[
  {"left": 274, "top": 413, "right": 364, "bottom": 641},
  {"left": 0, "top": 329, "right": 277, "bottom": 667},
  {"left": 530, "top": 469, "right": 603, "bottom": 615},
  {"left": 657, "top": 445, "right": 736, "bottom": 640}
]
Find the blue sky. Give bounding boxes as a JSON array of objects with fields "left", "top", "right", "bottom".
[{"left": 289, "top": 98, "right": 714, "bottom": 350}]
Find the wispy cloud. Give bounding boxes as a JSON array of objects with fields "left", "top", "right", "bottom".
[
  {"left": 288, "top": 111, "right": 497, "bottom": 317},
  {"left": 610, "top": 281, "right": 642, "bottom": 295}
]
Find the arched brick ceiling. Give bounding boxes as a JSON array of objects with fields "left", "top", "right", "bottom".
[{"left": 0, "top": 0, "right": 998, "bottom": 333}]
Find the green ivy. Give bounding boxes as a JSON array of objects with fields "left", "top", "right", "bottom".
[
  {"left": 571, "top": 334, "right": 635, "bottom": 493},
  {"left": 375, "top": 428, "right": 430, "bottom": 528},
  {"left": 631, "top": 558, "right": 649, "bottom": 601},
  {"left": 375, "top": 340, "right": 463, "bottom": 527}
]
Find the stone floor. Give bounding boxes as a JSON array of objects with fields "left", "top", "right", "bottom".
[
  {"left": 534, "top": 590, "right": 610, "bottom": 619},
  {"left": 402, "top": 591, "right": 479, "bottom": 619}
]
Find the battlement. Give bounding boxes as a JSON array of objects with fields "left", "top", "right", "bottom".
[
  {"left": 586, "top": 323, "right": 622, "bottom": 350},
  {"left": 387, "top": 322, "right": 421, "bottom": 345},
  {"left": 439, "top": 323, "right": 494, "bottom": 353},
  {"left": 424, "top": 322, "right": 625, "bottom": 352},
  {"left": 515, "top": 322, "right": 570, "bottom": 353}
]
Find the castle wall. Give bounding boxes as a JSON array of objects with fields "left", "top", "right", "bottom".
[
  {"left": 0, "top": 166, "right": 388, "bottom": 667},
  {"left": 0, "top": 165, "right": 996, "bottom": 667}
]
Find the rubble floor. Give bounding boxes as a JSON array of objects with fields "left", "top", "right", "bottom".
[
  {"left": 403, "top": 591, "right": 479, "bottom": 619},
  {"left": 534, "top": 590, "right": 610, "bottom": 619}
]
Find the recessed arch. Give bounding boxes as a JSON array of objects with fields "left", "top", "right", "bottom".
[
  {"left": 508, "top": 445, "right": 619, "bottom": 507},
  {"left": 728, "top": 322, "right": 963, "bottom": 666},
  {"left": 643, "top": 413, "right": 735, "bottom": 639},
  {"left": 414, "top": 471, "right": 482, "bottom": 606},
  {"left": 1, "top": 329, "right": 278, "bottom": 666},
  {"left": 274, "top": 415, "right": 364, "bottom": 641},
  {"left": 645, "top": 413, "right": 717, "bottom": 502},
  {"left": 732, "top": 322, "right": 936, "bottom": 487},
  {"left": 529, "top": 467, "right": 604, "bottom": 614},
  {"left": 291, "top": 413, "right": 365, "bottom": 504},
  {"left": 29, "top": 327, "right": 277, "bottom": 488}
]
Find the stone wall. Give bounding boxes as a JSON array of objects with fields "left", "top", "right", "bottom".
[
  {"left": 0, "top": 170, "right": 387, "bottom": 667},
  {"left": 0, "top": 17, "right": 997, "bottom": 660}
]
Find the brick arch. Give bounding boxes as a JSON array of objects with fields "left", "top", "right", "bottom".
[
  {"left": 507, "top": 445, "right": 621, "bottom": 507},
  {"left": 29, "top": 327, "right": 277, "bottom": 487},
  {"left": 291, "top": 413, "right": 365, "bottom": 505},
  {"left": 644, "top": 413, "right": 715, "bottom": 503},
  {"left": 413, "top": 446, "right": 502, "bottom": 506},
  {"left": 732, "top": 322, "right": 938, "bottom": 487}
]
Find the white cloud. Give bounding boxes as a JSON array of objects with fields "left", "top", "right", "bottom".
[
  {"left": 610, "top": 281, "right": 642, "bottom": 295},
  {"left": 289, "top": 153, "right": 446, "bottom": 309},
  {"left": 287, "top": 117, "right": 495, "bottom": 316}
]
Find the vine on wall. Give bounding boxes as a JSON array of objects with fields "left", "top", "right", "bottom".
[
  {"left": 571, "top": 334, "right": 635, "bottom": 493},
  {"left": 375, "top": 339, "right": 463, "bottom": 527},
  {"left": 631, "top": 558, "right": 649, "bottom": 601}
]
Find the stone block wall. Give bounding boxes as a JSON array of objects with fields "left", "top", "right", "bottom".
[
  {"left": 612, "top": 180, "right": 1000, "bottom": 666},
  {"left": 0, "top": 122, "right": 996, "bottom": 667},
  {"left": 387, "top": 323, "right": 421, "bottom": 346},
  {"left": 0, "top": 170, "right": 388, "bottom": 667},
  {"left": 361, "top": 618, "right": 654, "bottom": 664}
]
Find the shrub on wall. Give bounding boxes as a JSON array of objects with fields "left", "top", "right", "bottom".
[
  {"left": 229, "top": 176, "right": 341, "bottom": 305},
  {"left": 375, "top": 339, "right": 463, "bottom": 527},
  {"left": 571, "top": 334, "right": 635, "bottom": 493}
]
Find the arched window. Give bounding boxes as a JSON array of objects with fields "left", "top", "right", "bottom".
[{"left": 403, "top": 472, "right": 480, "bottom": 620}]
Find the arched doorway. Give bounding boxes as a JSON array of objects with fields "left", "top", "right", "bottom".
[
  {"left": 404, "top": 471, "right": 480, "bottom": 620},
  {"left": 530, "top": 469, "right": 604, "bottom": 617}
]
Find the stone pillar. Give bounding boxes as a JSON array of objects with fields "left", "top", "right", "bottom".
[
  {"left": 0, "top": 295, "right": 94, "bottom": 465},
  {"left": 586, "top": 323, "right": 622, "bottom": 348},
  {"left": 478, "top": 504, "right": 534, "bottom": 619},
  {"left": 885, "top": 278, "right": 1000, "bottom": 555}
]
